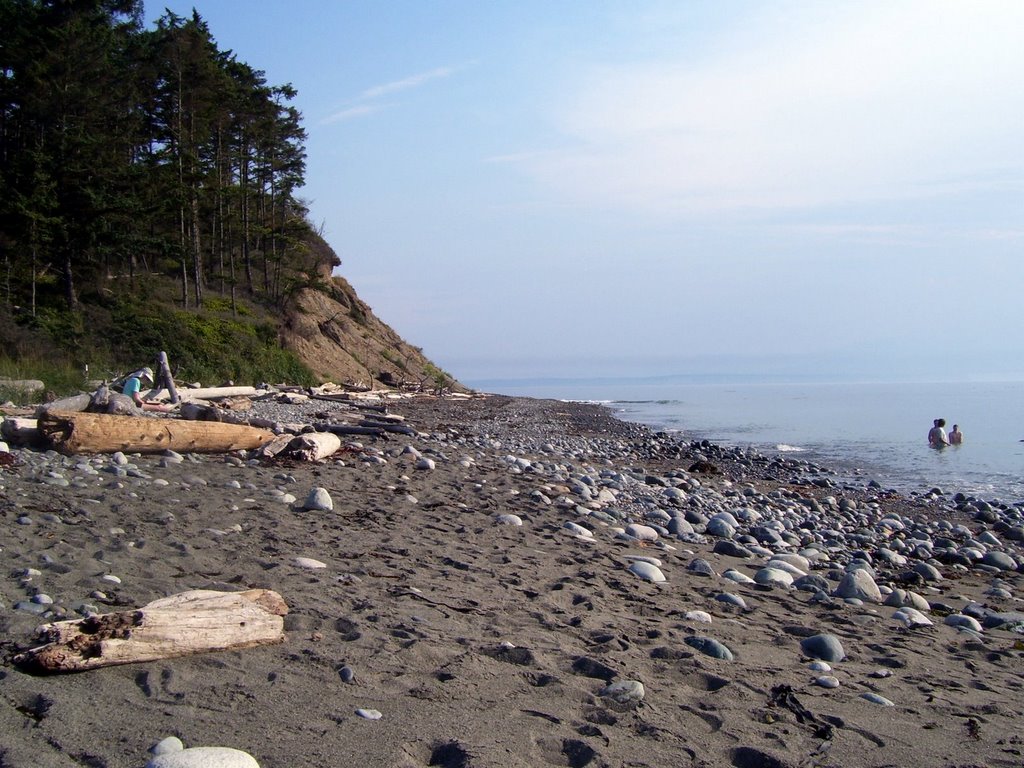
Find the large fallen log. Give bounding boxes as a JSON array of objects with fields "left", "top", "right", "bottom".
[
  {"left": 14, "top": 589, "right": 287, "bottom": 673},
  {"left": 151, "top": 385, "right": 264, "bottom": 403},
  {"left": 38, "top": 410, "right": 275, "bottom": 454},
  {"left": 0, "top": 377, "right": 45, "bottom": 392}
]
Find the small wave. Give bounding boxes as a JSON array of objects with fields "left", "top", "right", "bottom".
[
  {"left": 775, "top": 444, "right": 807, "bottom": 453},
  {"left": 558, "top": 398, "right": 612, "bottom": 405}
]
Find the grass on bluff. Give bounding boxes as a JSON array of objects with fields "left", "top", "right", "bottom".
[{"left": 0, "top": 281, "right": 317, "bottom": 403}]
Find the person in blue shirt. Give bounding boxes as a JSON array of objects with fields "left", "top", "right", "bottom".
[{"left": 122, "top": 367, "right": 155, "bottom": 408}]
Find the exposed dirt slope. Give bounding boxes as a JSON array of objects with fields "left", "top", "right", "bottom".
[{"left": 278, "top": 259, "right": 461, "bottom": 391}]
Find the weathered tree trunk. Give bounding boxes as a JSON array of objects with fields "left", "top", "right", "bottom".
[
  {"left": 152, "top": 385, "right": 263, "bottom": 402},
  {"left": 14, "top": 589, "right": 287, "bottom": 673},
  {"left": 156, "top": 351, "right": 179, "bottom": 403},
  {"left": 38, "top": 410, "right": 275, "bottom": 454}
]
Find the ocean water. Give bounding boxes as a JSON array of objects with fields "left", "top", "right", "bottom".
[{"left": 469, "top": 377, "right": 1024, "bottom": 503}]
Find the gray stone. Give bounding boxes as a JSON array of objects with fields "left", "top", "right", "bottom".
[
  {"left": 980, "top": 551, "right": 1017, "bottom": 571},
  {"left": 303, "top": 487, "right": 333, "bottom": 511},
  {"left": 684, "top": 635, "right": 734, "bottom": 660},
  {"left": 800, "top": 633, "right": 845, "bottom": 662},
  {"left": 834, "top": 568, "right": 882, "bottom": 602}
]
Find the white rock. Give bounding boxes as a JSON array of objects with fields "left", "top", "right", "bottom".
[
  {"left": 625, "top": 523, "right": 659, "bottom": 542},
  {"left": 150, "top": 737, "right": 184, "bottom": 756},
  {"left": 494, "top": 514, "right": 523, "bottom": 526},
  {"left": 944, "top": 614, "right": 983, "bottom": 633},
  {"left": 627, "top": 561, "right": 666, "bottom": 583},
  {"left": 624, "top": 555, "right": 662, "bottom": 567},
  {"left": 892, "top": 607, "right": 932, "bottom": 627},
  {"left": 722, "top": 569, "right": 756, "bottom": 585},
  {"left": 356, "top": 708, "right": 383, "bottom": 720},
  {"left": 834, "top": 568, "right": 882, "bottom": 602},
  {"left": 294, "top": 557, "right": 327, "bottom": 569},
  {"left": 685, "top": 610, "right": 712, "bottom": 624},
  {"left": 146, "top": 746, "right": 260, "bottom": 768},
  {"left": 754, "top": 567, "right": 793, "bottom": 587},
  {"left": 303, "top": 487, "right": 333, "bottom": 511},
  {"left": 564, "top": 521, "right": 594, "bottom": 538}
]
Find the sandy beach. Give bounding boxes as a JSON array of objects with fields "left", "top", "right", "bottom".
[{"left": 1, "top": 394, "right": 1023, "bottom": 768}]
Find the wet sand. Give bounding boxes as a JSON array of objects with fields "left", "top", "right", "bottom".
[{"left": 1, "top": 394, "right": 1022, "bottom": 767}]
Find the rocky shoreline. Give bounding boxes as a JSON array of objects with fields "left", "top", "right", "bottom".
[{"left": 1, "top": 393, "right": 1022, "bottom": 767}]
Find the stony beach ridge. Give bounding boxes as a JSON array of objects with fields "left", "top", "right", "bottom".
[{"left": 1, "top": 393, "right": 1022, "bottom": 767}]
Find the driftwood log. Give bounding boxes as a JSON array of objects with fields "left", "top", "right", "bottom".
[
  {"left": 151, "top": 385, "right": 264, "bottom": 403},
  {"left": 14, "top": 589, "right": 288, "bottom": 673},
  {"left": 38, "top": 410, "right": 275, "bottom": 454}
]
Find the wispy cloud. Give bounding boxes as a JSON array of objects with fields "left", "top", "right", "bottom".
[
  {"left": 360, "top": 67, "right": 454, "bottom": 100},
  {"left": 320, "top": 66, "right": 456, "bottom": 126},
  {"left": 513, "top": 1, "right": 1024, "bottom": 217},
  {"left": 321, "top": 103, "right": 385, "bottom": 125}
]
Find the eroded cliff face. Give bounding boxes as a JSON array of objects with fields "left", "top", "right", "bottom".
[{"left": 279, "top": 271, "right": 460, "bottom": 392}]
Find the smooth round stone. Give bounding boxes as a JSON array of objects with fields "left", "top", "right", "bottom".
[
  {"left": 150, "top": 737, "right": 185, "bottom": 756},
  {"left": 912, "top": 562, "right": 944, "bottom": 582},
  {"left": 834, "top": 568, "right": 882, "bottom": 602},
  {"left": 355, "top": 708, "right": 382, "bottom": 720},
  {"left": 31, "top": 593, "right": 53, "bottom": 605},
  {"left": 339, "top": 666, "right": 355, "bottom": 683},
  {"left": 712, "top": 540, "right": 752, "bottom": 558},
  {"left": 415, "top": 457, "right": 436, "bottom": 471},
  {"left": 800, "top": 633, "right": 845, "bottom": 663},
  {"left": 684, "top": 635, "right": 734, "bottom": 660},
  {"left": 625, "top": 523, "right": 659, "bottom": 542},
  {"left": 893, "top": 607, "right": 932, "bottom": 627},
  {"left": 722, "top": 569, "right": 755, "bottom": 585},
  {"left": 564, "top": 521, "right": 594, "bottom": 538},
  {"left": 715, "top": 592, "right": 748, "bottom": 609},
  {"left": 303, "top": 487, "right": 333, "bottom": 511},
  {"left": 754, "top": 567, "right": 793, "bottom": 588},
  {"left": 705, "top": 518, "right": 736, "bottom": 538},
  {"left": 494, "top": 514, "right": 523, "bottom": 526},
  {"left": 624, "top": 555, "right": 662, "bottom": 567},
  {"left": 599, "top": 679, "right": 646, "bottom": 705},
  {"left": 944, "top": 614, "right": 983, "bottom": 632},
  {"left": 685, "top": 610, "right": 712, "bottom": 624},
  {"left": 981, "top": 551, "right": 1017, "bottom": 571},
  {"left": 294, "top": 557, "right": 327, "bottom": 569},
  {"left": 766, "top": 559, "right": 807, "bottom": 577},
  {"left": 687, "top": 559, "right": 717, "bottom": 577},
  {"left": 771, "top": 553, "right": 811, "bottom": 572},
  {"left": 146, "top": 746, "right": 259, "bottom": 768},
  {"left": 884, "top": 589, "right": 931, "bottom": 612},
  {"left": 102, "top": 574, "right": 122, "bottom": 584},
  {"left": 815, "top": 675, "right": 840, "bottom": 688},
  {"left": 793, "top": 574, "right": 830, "bottom": 593},
  {"left": 860, "top": 693, "right": 895, "bottom": 707},
  {"left": 627, "top": 561, "right": 666, "bottom": 583},
  {"left": 808, "top": 661, "right": 831, "bottom": 672},
  {"left": 112, "top": 451, "right": 128, "bottom": 466}
]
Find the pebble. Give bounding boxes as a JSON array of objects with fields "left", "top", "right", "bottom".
[
  {"left": 355, "top": 708, "right": 382, "bottom": 720},
  {"left": 303, "top": 487, "right": 333, "bottom": 511},
  {"left": 814, "top": 675, "right": 840, "bottom": 688},
  {"left": 860, "top": 693, "right": 895, "bottom": 707},
  {"left": 599, "top": 679, "right": 646, "bottom": 705},
  {"left": 685, "top": 610, "right": 712, "bottom": 624},
  {"left": 146, "top": 746, "right": 260, "bottom": 767},
  {"left": 892, "top": 607, "right": 933, "bottom": 627},
  {"left": 684, "top": 635, "right": 734, "bottom": 660},
  {"left": 627, "top": 561, "right": 666, "bottom": 583},
  {"left": 494, "top": 513, "right": 523, "bottom": 526},
  {"left": 800, "top": 633, "right": 845, "bottom": 662},
  {"left": 294, "top": 557, "right": 327, "bottom": 569}
]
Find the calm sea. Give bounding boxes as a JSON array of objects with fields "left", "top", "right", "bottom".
[{"left": 468, "top": 377, "right": 1024, "bottom": 503}]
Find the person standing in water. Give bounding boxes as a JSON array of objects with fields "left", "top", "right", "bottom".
[
  {"left": 949, "top": 424, "right": 963, "bottom": 445},
  {"left": 928, "top": 418, "right": 949, "bottom": 448}
]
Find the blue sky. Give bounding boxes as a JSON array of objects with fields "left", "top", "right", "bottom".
[{"left": 145, "top": 1, "right": 1024, "bottom": 383}]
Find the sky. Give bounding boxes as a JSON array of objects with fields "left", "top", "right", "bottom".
[{"left": 144, "top": 1, "right": 1024, "bottom": 384}]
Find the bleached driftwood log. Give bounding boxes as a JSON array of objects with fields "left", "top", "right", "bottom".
[
  {"left": 14, "top": 589, "right": 288, "bottom": 673},
  {"left": 38, "top": 410, "right": 275, "bottom": 454},
  {"left": 0, "top": 378, "right": 45, "bottom": 392},
  {"left": 286, "top": 432, "right": 342, "bottom": 461},
  {"left": 151, "top": 385, "right": 264, "bottom": 403}
]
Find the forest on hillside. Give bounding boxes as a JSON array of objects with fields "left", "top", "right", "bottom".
[{"left": 0, "top": 0, "right": 333, "bottom": 324}]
